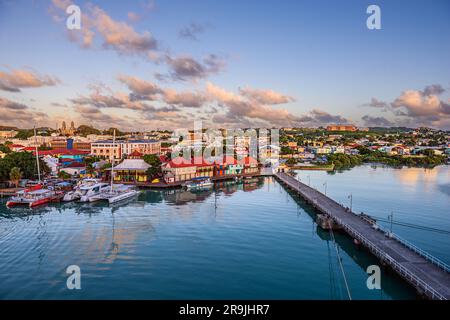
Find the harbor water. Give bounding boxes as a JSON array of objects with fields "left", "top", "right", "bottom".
[{"left": 0, "top": 165, "right": 449, "bottom": 299}]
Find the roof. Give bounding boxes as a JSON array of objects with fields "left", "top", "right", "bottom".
[
  {"left": 64, "top": 162, "right": 86, "bottom": 168},
  {"left": 112, "top": 159, "right": 150, "bottom": 171},
  {"left": 165, "top": 157, "right": 198, "bottom": 168},
  {"left": 32, "top": 148, "right": 89, "bottom": 156},
  {"left": 10, "top": 144, "right": 24, "bottom": 148},
  {"left": 128, "top": 150, "right": 143, "bottom": 157}
]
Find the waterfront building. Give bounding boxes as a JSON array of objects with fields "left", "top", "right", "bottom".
[
  {"left": 222, "top": 156, "right": 244, "bottom": 176},
  {"left": 240, "top": 156, "right": 259, "bottom": 175},
  {"left": 110, "top": 151, "right": 151, "bottom": 183},
  {"left": 162, "top": 157, "right": 197, "bottom": 183},
  {"left": 193, "top": 157, "right": 214, "bottom": 178},
  {"left": 0, "top": 150, "right": 6, "bottom": 159}
]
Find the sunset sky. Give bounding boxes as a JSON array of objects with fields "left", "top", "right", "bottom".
[{"left": 0, "top": 0, "right": 449, "bottom": 130}]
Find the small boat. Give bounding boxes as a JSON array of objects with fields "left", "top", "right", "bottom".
[
  {"left": 63, "top": 178, "right": 101, "bottom": 202},
  {"left": 92, "top": 184, "right": 140, "bottom": 204},
  {"left": 6, "top": 185, "right": 63, "bottom": 208},
  {"left": 185, "top": 177, "right": 213, "bottom": 191},
  {"left": 79, "top": 182, "right": 111, "bottom": 202}
]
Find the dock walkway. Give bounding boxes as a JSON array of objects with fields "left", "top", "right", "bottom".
[{"left": 275, "top": 172, "right": 450, "bottom": 300}]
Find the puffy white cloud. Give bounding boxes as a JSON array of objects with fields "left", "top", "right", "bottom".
[{"left": 0, "top": 68, "right": 59, "bottom": 92}]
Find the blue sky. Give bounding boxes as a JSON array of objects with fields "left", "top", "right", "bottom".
[{"left": 0, "top": 0, "right": 449, "bottom": 130}]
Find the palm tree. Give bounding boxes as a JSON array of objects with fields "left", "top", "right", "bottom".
[{"left": 9, "top": 167, "right": 22, "bottom": 188}]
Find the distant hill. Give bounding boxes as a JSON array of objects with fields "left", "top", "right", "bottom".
[
  {"left": 0, "top": 126, "right": 19, "bottom": 131},
  {"left": 368, "top": 127, "right": 414, "bottom": 133}
]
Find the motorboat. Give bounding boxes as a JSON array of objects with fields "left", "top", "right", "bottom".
[
  {"left": 185, "top": 177, "right": 213, "bottom": 191},
  {"left": 63, "top": 178, "right": 101, "bottom": 202},
  {"left": 79, "top": 182, "right": 111, "bottom": 202}
]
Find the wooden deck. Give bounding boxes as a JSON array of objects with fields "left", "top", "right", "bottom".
[{"left": 275, "top": 172, "right": 450, "bottom": 300}]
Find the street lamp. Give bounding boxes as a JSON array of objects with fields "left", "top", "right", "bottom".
[
  {"left": 348, "top": 193, "right": 353, "bottom": 212},
  {"left": 323, "top": 181, "right": 327, "bottom": 196}
]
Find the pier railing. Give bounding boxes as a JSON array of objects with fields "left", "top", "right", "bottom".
[
  {"left": 390, "top": 234, "right": 450, "bottom": 273},
  {"left": 275, "top": 172, "right": 449, "bottom": 300},
  {"left": 333, "top": 216, "right": 446, "bottom": 300}
]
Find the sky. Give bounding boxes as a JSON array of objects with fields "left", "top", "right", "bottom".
[{"left": 0, "top": 0, "right": 449, "bottom": 130}]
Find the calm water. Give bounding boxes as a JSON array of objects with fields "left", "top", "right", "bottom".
[{"left": 0, "top": 165, "right": 448, "bottom": 299}]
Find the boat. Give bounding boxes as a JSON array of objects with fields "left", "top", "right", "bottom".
[
  {"left": 6, "top": 185, "right": 63, "bottom": 208},
  {"left": 186, "top": 177, "right": 213, "bottom": 191},
  {"left": 63, "top": 178, "right": 101, "bottom": 202},
  {"left": 79, "top": 182, "right": 111, "bottom": 202},
  {"left": 92, "top": 184, "right": 140, "bottom": 204},
  {"left": 6, "top": 127, "right": 63, "bottom": 208},
  {"left": 88, "top": 129, "right": 140, "bottom": 204}
]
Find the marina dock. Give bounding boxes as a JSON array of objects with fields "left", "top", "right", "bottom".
[{"left": 274, "top": 171, "right": 450, "bottom": 300}]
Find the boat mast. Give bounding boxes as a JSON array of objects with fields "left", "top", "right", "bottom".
[
  {"left": 34, "top": 126, "right": 41, "bottom": 183},
  {"left": 110, "top": 129, "right": 115, "bottom": 190}
]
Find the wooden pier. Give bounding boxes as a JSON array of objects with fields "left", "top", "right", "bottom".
[{"left": 274, "top": 172, "right": 450, "bottom": 300}]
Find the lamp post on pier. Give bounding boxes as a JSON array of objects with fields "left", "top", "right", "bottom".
[
  {"left": 323, "top": 181, "right": 327, "bottom": 196},
  {"left": 348, "top": 193, "right": 353, "bottom": 212}
]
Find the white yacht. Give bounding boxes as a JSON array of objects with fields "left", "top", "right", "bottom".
[
  {"left": 63, "top": 178, "right": 101, "bottom": 202},
  {"left": 79, "top": 182, "right": 111, "bottom": 202}
]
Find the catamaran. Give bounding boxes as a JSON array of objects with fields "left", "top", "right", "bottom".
[
  {"left": 91, "top": 129, "right": 140, "bottom": 204},
  {"left": 6, "top": 127, "right": 63, "bottom": 208},
  {"left": 6, "top": 185, "right": 64, "bottom": 208},
  {"left": 79, "top": 181, "right": 111, "bottom": 202}
]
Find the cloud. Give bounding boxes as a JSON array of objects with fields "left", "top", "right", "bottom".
[
  {"left": 127, "top": 12, "right": 141, "bottom": 23},
  {"left": 239, "top": 87, "right": 295, "bottom": 105},
  {"left": 162, "top": 89, "right": 207, "bottom": 108},
  {"left": 307, "top": 109, "right": 349, "bottom": 124},
  {"left": 205, "top": 82, "right": 305, "bottom": 126},
  {"left": 361, "top": 115, "right": 394, "bottom": 127},
  {"left": 362, "top": 97, "right": 389, "bottom": 109},
  {"left": 117, "top": 75, "right": 208, "bottom": 108},
  {"left": 0, "top": 68, "right": 59, "bottom": 92},
  {"left": 50, "top": 1, "right": 158, "bottom": 56},
  {"left": 391, "top": 89, "right": 443, "bottom": 117},
  {"left": 422, "top": 84, "right": 445, "bottom": 96},
  {"left": 117, "top": 75, "right": 162, "bottom": 100},
  {"left": 71, "top": 85, "right": 155, "bottom": 111},
  {"left": 0, "top": 97, "right": 48, "bottom": 126},
  {"left": 369, "top": 84, "right": 450, "bottom": 129},
  {"left": 179, "top": 22, "right": 209, "bottom": 41},
  {"left": 165, "top": 54, "right": 225, "bottom": 81}
]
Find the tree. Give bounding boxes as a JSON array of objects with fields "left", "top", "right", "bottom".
[
  {"left": 76, "top": 125, "right": 101, "bottom": 136},
  {"left": 0, "top": 144, "right": 11, "bottom": 153},
  {"left": 0, "top": 152, "right": 50, "bottom": 182},
  {"left": 58, "top": 171, "right": 71, "bottom": 180},
  {"left": 143, "top": 154, "right": 161, "bottom": 178},
  {"left": 14, "top": 129, "right": 34, "bottom": 140},
  {"left": 9, "top": 167, "right": 22, "bottom": 187}
]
